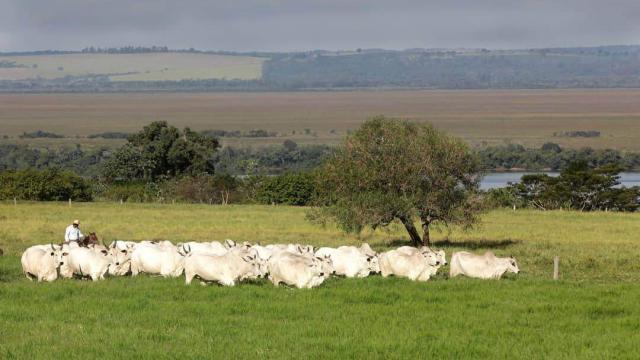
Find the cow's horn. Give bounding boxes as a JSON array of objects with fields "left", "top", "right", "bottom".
[{"left": 50, "top": 242, "right": 55, "bottom": 250}]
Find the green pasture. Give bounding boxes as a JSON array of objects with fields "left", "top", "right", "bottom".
[
  {"left": 0, "top": 53, "right": 264, "bottom": 81},
  {"left": 1, "top": 203, "right": 639, "bottom": 358}
]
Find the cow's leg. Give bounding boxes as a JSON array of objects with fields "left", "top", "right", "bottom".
[
  {"left": 184, "top": 271, "right": 195, "bottom": 285},
  {"left": 25, "top": 272, "right": 34, "bottom": 281}
]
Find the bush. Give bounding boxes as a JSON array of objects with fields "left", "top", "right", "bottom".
[
  {"left": 87, "top": 132, "right": 130, "bottom": 139},
  {"left": 94, "top": 181, "right": 161, "bottom": 202},
  {"left": 19, "top": 130, "right": 64, "bottom": 139},
  {"left": 254, "top": 172, "right": 314, "bottom": 206},
  {"left": 164, "top": 174, "right": 240, "bottom": 204},
  {"left": 0, "top": 168, "right": 92, "bottom": 201}
]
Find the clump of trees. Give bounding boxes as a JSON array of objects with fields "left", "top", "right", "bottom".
[
  {"left": 310, "top": 117, "right": 483, "bottom": 246},
  {"left": 486, "top": 161, "right": 640, "bottom": 211},
  {"left": 477, "top": 143, "right": 640, "bottom": 171},
  {"left": 19, "top": 130, "right": 64, "bottom": 139},
  {"left": 200, "top": 129, "right": 279, "bottom": 138},
  {"left": 553, "top": 130, "right": 601, "bottom": 138},
  {"left": 101, "top": 121, "right": 219, "bottom": 181},
  {"left": 87, "top": 132, "right": 130, "bottom": 139},
  {"left": 0, "top": 168, "right": 92, "bottom": 201}
]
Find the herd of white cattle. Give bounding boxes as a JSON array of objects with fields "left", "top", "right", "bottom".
[{"left": 21, "top": 239, "right": 520, "bottom": 288}]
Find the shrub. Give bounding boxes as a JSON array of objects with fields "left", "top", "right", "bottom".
[
  {"left": 87, "top": 132, "right": 130, "bottom": 139},
  {"left": 255, "top": 172, "right": 314, "bottom": 206},
  {"left": 19, "top": 130, "right": 64, "bottom": 139},
  {"left": 94, "top": 181, "right": 160, "bottom": 202},
  {"left": 164, "top": 174, "right": 240, "bottom": 204},
  {"left": 0, "top": 168, "right": 92, "bottom": 201}
]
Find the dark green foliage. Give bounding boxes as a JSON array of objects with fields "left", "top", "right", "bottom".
[
  {"left": 164, "top": 174, "right": 240, "bottom": 204},
  {"left": 92, "top": 181, "right": 162, "bottom": 203},
  {"left": 254, "top": 172, "right": 314, "bottom": 206},
  {"left": 19, "top": 130, "right": 64, "bottom": 139},
  {"left": 554, "top": 130, "right": 601, "bottom": 138},
  {"left": 87, "top": 132, "right": 130, "bottom": 139},
  {"left": 0, "top": 144, "right": 109, "bottom": 176},
  {"left": 0, "top": 168, "right": 92, "bottom": 201},
  {"left": 214, "top": 143, "right": 332, "bottom": 175},
  {"left": 477, "top": 144, "right": 640, "bottom": 171},
  {"left": 200, "top": 129, "right": 279, "bottom": 138},
  {"left": 504, "top": 161, "right": 640, "bottom": 211},
  {"left": 102, "top": 121, "right": 219, "bottom": 181},
  {"left": 264, "top": 46, "right": 640, "bottom": 89},
  {"left": 311, "top": 117, "right": 482, "bottom": 245}
]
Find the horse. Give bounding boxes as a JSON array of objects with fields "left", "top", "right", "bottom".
[{"left": 80, "top": 232, "right": 100, "bottom": 247}]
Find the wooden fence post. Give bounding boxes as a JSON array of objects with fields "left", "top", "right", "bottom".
[
  {"left": 14, "top": 197, "right": 17, "bottom": 206},
  {"left": 553, "top": 256, "right": 559, "bottom": 280},
  {"left": 68, "top": 198, "right": 72, "bottom": 207}
]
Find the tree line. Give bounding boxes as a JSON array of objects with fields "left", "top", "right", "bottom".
[
  {"left": 3, "top": 139, "right": 640, "bottom": 178},
  {"left": 2, "top": 119, "right": 639, "bottom": 246}
]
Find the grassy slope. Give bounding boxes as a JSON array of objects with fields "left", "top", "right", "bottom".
[
  {"left": 1, "top": 203, "right": 639, "bottom": 358},
  {"left": 0, "top": 53, "right": 264, "bottom": 81}
]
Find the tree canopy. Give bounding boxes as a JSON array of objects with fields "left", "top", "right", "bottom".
[
  {"left": 310, "top": 116, "right": 483, "bottom": 246},
  {"left": 101, "top": 121, "right": 219, "bottom": 181},
  {"left": 507, "top": 161, "right": 640, "bottom": 211}
]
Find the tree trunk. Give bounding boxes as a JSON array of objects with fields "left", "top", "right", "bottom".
[
  {"left": 421, "top": 220, "right": 431, "bottom": 247},
  {"left": 400, "top": 217, "right": 422, "bottom": 246}
]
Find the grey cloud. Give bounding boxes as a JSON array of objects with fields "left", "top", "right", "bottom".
[{"left": 0, "top": 0, "right": 638, "bottom": 51}]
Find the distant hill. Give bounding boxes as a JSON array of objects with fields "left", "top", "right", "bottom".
[{"left": 1, "top": 45, "right": 639, "bottom": 91}]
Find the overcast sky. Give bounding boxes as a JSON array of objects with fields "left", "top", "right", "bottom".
[{"left": 0, "top": 0, "right": 638, "bottom": 52}]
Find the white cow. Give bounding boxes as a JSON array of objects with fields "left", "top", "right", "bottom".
[
  {"left": 265, "top": 244, "right": 314, "bottom": 257},
  {"left": 108, "top": 241, "right": 134, "bottom": 276},
  {"left": 449, "top": 251, "right": 519, "bottom": 279},
  {"left": 21, "top": 244, "right": 68, "bottom": 282},
  {"left": 60, "top": 245, "right": 113, "bottom": 281},
  {"left": 379, "top": 249, "right": 439, "bottom": 282},
  {"left": 130, "top": 244, "right": 186, "bottom": 278},
  {"left": 267, "top": 252, "right": 333, "bottom": 289},
  {"left": 184, "top": 252, "right": 267, "bottom": 286},
  {"left": 177, "top": 241, "right": 228, "bottom": 257},
  {"left": 315, "top": 246, "right": 379, "bottom": 278}
]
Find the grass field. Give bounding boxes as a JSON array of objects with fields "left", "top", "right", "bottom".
[
  {"left": 2, "top": 89, "right": 640, "bottom": 150},
  {"left": 0, "top": 53, "right": 264, "bottom": 81},
  {"left": 1, "top": 203, "right": 639, "bottom": 358}
]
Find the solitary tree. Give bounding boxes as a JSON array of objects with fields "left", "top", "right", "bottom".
[{"left": 310, "top": 117, "right": 483, "bottom": 246}]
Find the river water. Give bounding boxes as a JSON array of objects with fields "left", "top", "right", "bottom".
[{"left": 480, "top": 172, "right": 640, "bottom": 190}]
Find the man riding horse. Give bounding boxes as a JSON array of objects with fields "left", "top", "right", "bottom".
[{"left": 64, "top": 220, "right": 100, "bottom": 247}]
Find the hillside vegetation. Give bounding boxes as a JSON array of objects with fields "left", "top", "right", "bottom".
[{"left": 2, "top": 45, "right": 640, "bottom": 91}]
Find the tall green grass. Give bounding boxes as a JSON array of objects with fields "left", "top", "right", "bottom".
[{"left": 1, "top": 203, "right": 639, "bottom": 358}]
